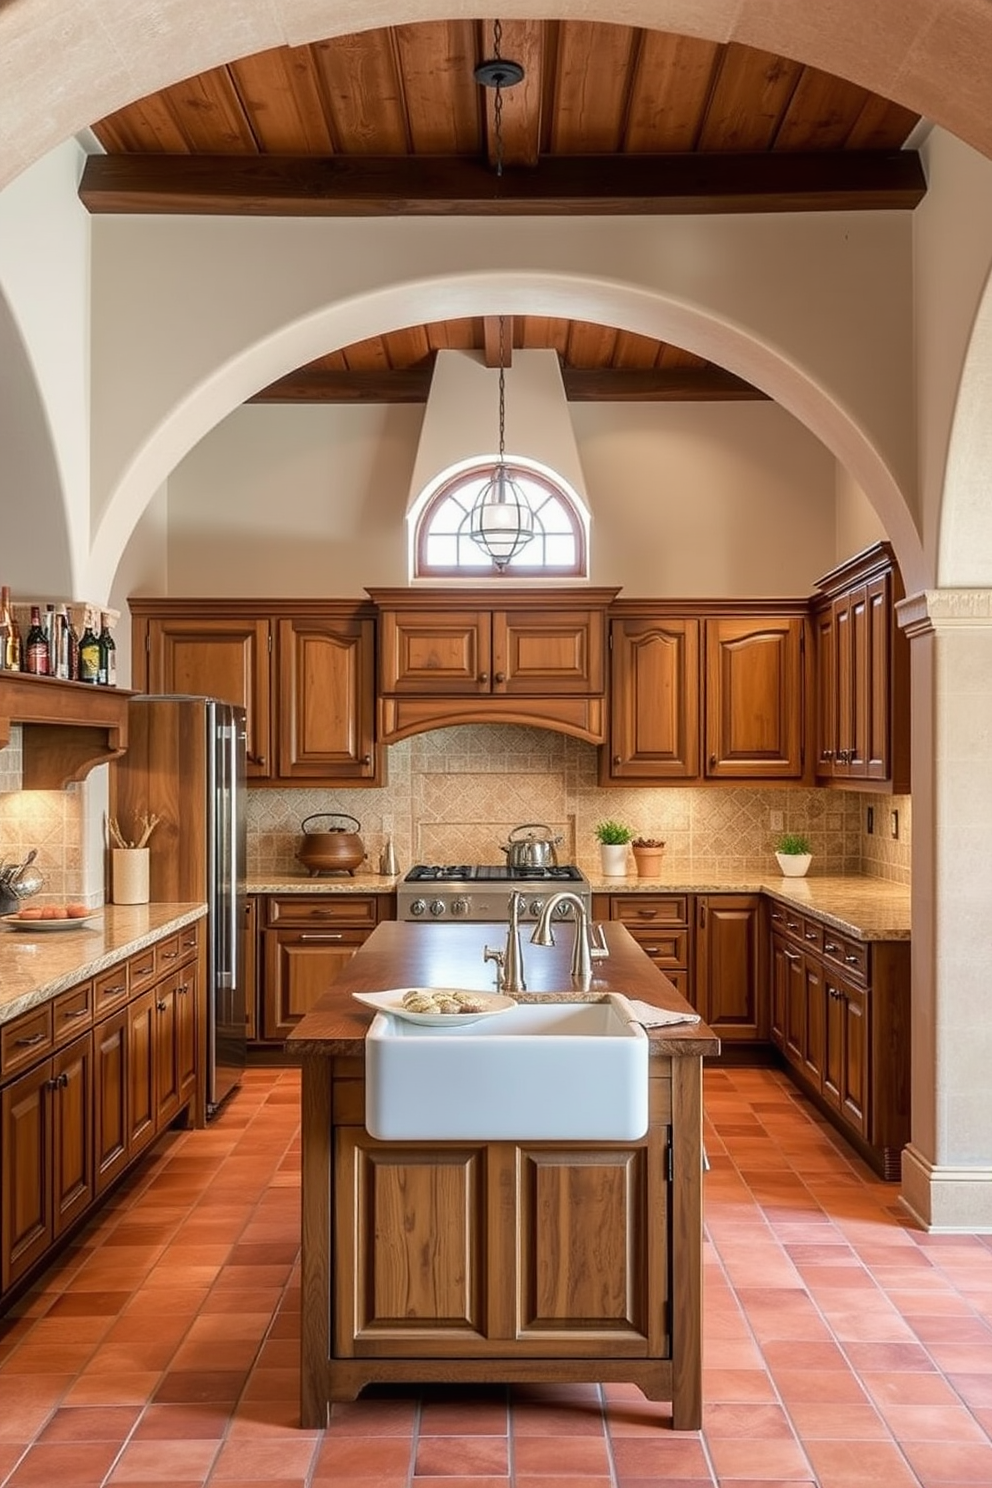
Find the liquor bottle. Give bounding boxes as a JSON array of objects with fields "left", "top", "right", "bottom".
[
  {"left": 6, "top": 601, "right": 21, "bottom": 672},
  {"left": 24, "top": 605, "right": 50, "bottom": 675},
  {"left": 97, "top": 613, "right": 116, "bottom": 686},
  {"left": 0, "top": 587, "right": 11, "bottom": 671},
  {"left": 66, "top": 611, "right": 79, "bottom": 683},
  {"left": 77, "top": 617, "right": 100, "bottom": 684}
]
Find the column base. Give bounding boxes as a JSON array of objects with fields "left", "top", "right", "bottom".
[{"left": 901, "top": 1144, "right": 992, "bottom": 1232}]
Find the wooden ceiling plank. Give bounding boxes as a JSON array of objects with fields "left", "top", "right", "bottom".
[
  {"left": 78, "top": 149, "right": 927, "bottom": 214},
  {"left": 90, "top": 92, "right": 192, "bottom": 154},
  {"left": 697, "top": 42, "right": 803, "bottom": 152},
  {"left": 657, "top": 343, "right": 709, "bottom": 371},
  {"left": 427, "top": 320, "right": 479, "bottom": 352},
  {"left": 625, "top": 32, "right": 721, "bottom": 153},
  {"left": 563, "top": 366, "right": 768, "bottom": 400},
  {"left": 384, "top": 325, "right": 433, "bottom": 368},
  {"left": 156, "top": 66, "right": 259, "bottom": 154},
  {"left": 773, "top": 67, "right": 870, "bottom": 152},
  {"left": 551, "top": 20, "right": 638, "bottom": 154},
  {"left": 228, "top": 46, "right": 336, "bottom": 155},
  {"left": 395, "top": 19, "right": 480, "bottom": 154},
  {"left": 845, "top": 94, "right": 921, "bottom": 150},
  {"left": 520, "top": 317, "right": 571, "bottom": 358},
  {"left": 477, "top": 18, "right": 544, "bottom": 170},
  {"left": 566, "top": 321, "right": 620, "bottom": 369},
  {"left": 313, "top": 29, "right": 409, "bottom": 156},
  {"left": 613, "top": 329, "right": 666, "bottom": 370},
  {"left": 342, "top": 335, "right": 392, "bottom": 373}
]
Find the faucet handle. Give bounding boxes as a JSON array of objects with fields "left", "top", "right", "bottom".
[
  {"left": 483, "top": 944, "right": 505, "bottom": 990},
  {"left": 590, "top": 922, "right": 609, "bottom": 960}
]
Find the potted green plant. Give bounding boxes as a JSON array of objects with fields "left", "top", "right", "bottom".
[
  {"left": 595, "top": 819, "right": 634, "bottom": 877},
  {"left": 774, "top": 831, "right": 812, "bottom": 878},
  {"left": 631, "top": 836, "right": 666, "bottom": 878}
]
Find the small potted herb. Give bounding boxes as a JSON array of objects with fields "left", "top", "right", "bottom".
[
  {"left": 595, "top": 819, "right": 634, "bottom": 877},
  {"left": 631, "top": 836, "right": 666, "bottom": 878},
  {"left": 774, "top": 831, "right": 812, "bottom": 878}
]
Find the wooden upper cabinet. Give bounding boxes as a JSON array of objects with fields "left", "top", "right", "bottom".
[
  {"left": 137, "top": 614, "right": 271, "bottom": 778},
  {"left": 276, "top": 616, "right": 376, "bottom": 781},
  {"left": 812, "top": 543, "right": 909, "bottom": 791},
  {"left": 606, "top": 617, "right": 700, "bottom": 780},
  {"left": 704, "top": 616, "right": 805, "bottom": 779},
  {"left": 494, "top": 609, "right": 605, "bottom": 695},
  {"left": 378, "top": 609, "right": 492, "bottom": 695}
]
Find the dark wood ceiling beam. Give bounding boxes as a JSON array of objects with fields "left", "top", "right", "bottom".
[
  {"left": 482, "top": 316, "right": 512, "bottom": 367},
  {"left": 79, "top": 149, "right": 925, "bottom": 215},
  {"left": 248, "top": 362, "right": 766, "bottom": 403}
]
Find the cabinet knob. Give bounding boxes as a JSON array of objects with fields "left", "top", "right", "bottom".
[
  {"left": 613, "top": 755, "right": 622, "bottom": 766},
  {"left": 156, "top": 999, "right": 167, "bottom": 1012},
  {"left": 479, "top": 672, "right": 489, "bottom": 684},
  {"left": 178, "top": 983, "right": 189, "bottom": 995},
  {"left": 248, "top": 753, "right": 267, "bottom": 767},
  {"left": 709, "top": 753, "right": 717, "bottom": 768},
  {"left": 494, "top": 671, "right": 506, "bottom": 684},
  {"left": 361, "top": 755, "right": 372, "bottom": 766}
]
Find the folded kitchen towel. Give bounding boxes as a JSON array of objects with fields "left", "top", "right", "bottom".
[{"left": 622, "top": 997, "right": 701, "bottom": 1028}]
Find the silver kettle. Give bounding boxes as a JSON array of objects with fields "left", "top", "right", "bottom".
[{"left": 499, "top": 823, "right": 562, "bottom": 870}]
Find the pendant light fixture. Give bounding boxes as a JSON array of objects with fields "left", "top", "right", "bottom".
[{"left": 468, "top": 22, "right": 532, "bottom": 570}]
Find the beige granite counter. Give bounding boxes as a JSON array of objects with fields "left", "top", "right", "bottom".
[
  {"left": 248, "top": 872, "right": 398, "bottom": 894},
  {"left": 585, "top": 869, "right": 911, "bottom": 941},
  {"left": 0, "top": 903, "right": 207, "bottom": 1026}
]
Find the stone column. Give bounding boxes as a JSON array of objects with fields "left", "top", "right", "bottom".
[{"left": 899, "top": 590, "right": 992, "bottom": 1230}]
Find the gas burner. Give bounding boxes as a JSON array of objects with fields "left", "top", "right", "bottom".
[{"left": 405, "top": 864, "right": 475, "bottom": 882}]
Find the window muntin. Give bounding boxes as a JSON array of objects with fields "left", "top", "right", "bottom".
[{"left": 416, "top": 463, "right": 586, "bottom": 577}]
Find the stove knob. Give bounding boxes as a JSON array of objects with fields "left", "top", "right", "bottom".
[
  {"left": 409, "top": 898, "right": 427, "bottom": 917},
  {"left": 553, "top": 900, "right": 575, "bottom": 921},
  {"left": 451, "top": 897, "right": 469, "bottom": 916},
  {"left": 429, "top": 899, "right": 446, "bottom": 917},
  {"left": 529, "top": 898, "right": 545, "bottom": 918}
]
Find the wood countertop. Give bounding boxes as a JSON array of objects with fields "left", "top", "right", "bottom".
[
  {"left": 287, "top": 919, "right": 719, "bottom": 1059},
  {"left": 0, "top": 903, "right": 207, "bottom": 1026}
]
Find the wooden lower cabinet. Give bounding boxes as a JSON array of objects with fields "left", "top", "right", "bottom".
[
  {"left": 244, "top": 897, "right": 259, "bottom": 1043},
  {"left": 261, "top": 895, "right": 384, "bottom": 1043},
  {"left": 694, "top": 895, "right": 765, "bottom": 1043},
  {"left": 1, "top": 921, "right": 205, "bottom": 1309},
  {"left": 596, "top": 895, "right": 690, "bottom": 1002},
  {"left": 768, "top": 903, "right": 909, "bottom": 1179}
]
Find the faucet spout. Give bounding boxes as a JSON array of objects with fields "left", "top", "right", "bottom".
[
  {"left": 502, "top": 892, "right": 527, "bottom": 994},
  {"left": 530, "top": 891, "right": 608, "bottom": 984}
]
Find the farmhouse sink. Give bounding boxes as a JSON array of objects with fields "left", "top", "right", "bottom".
[{"left": 365, "top": 995, "right": 649, "bottom": 1141}]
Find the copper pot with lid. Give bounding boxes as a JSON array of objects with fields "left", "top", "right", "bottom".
[{"left": 296, "top": 813, "right": 366, "bottom": 877}]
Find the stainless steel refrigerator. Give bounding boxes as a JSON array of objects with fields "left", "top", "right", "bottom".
[{"left": 114, "top": 695, "right": 247, "bottom": 1116}]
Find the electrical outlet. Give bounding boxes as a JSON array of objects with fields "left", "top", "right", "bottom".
[
  {"left": 866, "top": 806, "right": 874, "bottom": 835},
  {"left": 890, "top": 809, "right": 899, "bottom": 839},
  {"left": 770, "top": 810, "right": 784, "bottom": 832}
]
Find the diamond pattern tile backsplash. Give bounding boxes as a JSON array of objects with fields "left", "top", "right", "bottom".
[{"left": 247, "top": 724, "right": 912, "bottom": 884}]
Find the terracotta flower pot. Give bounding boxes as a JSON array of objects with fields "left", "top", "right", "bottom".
[{"left": 632, "top": 846, "right": 665, "bottom": 878}]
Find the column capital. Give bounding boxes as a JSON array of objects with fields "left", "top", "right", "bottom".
[{"left": 897, "top": 588, "right": 992, "bottom": 636}]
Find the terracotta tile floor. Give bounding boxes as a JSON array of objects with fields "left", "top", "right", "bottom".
[{"left": 2, "top": 1064, "right": 992, "bottom": 1486}]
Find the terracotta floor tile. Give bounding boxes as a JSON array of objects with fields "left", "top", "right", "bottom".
[
  {"left": 414, "top": 1435, "right": 510, "bottom": 1476},
  {"left": 106, "top": 1437, "right": 219, "bottom": 1483},
  {"left": 5, "top": 1440, "right": 121, "bottom": 1486},
  {"left": 511, "top": 1434, "right": 611, "bottom": 1474},
  {"left": 701, "top": 1368, "right": 779, "bottom": 1403},
  {"left": 771, "top": 1370, "right": 868, "bottom": 1405},
  {"left": 610, "top": 1435, "right": 712, "bottom": 1477},
  {"left": 803, "top": 1437, "right": 927, "bottom": 1487},
  {"left": 323, "top": 1395, "right": 418, "bottom": 1436},
  {"left": 706, "top": 1435, "right": 815, "bottom": 1480},
  {"left": 131, "top": 1402, "right": 232, "bottom": 1439},
  {"left": 783, "top": 1401, "right": 889, "bottom": 1440},
  {"left": 701, "top": 1403, "right": 795, "bottom": 1439},
  {"left": 312, "top": 1434, "right": 414, "bottom": 1475},
  {"left": 152, "top": 1369, "right": 247, "bottom": 1404},
  {"left": 37, "top": 1405, "right": 142, "bottom": 1442},
  {"left": 208, "top": 1434, "right": 318, "bottom": 1478},
  {"left": 876, "top": 1401, "right": 989, "bottom": 1441},
  {"left": 61, "top": 1371, "right": 163, "bottom": 1408},
  {"left": 900, "top": 1439, "right": 992, "bottom": 1482}
]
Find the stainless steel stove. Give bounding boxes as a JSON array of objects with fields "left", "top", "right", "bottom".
[{"left": 397, "top": 863, "right": 591, "bottom": 923}]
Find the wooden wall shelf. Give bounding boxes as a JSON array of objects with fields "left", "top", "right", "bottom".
[{"left": 0, "top": 673, "right": 132, "bottom": 789}]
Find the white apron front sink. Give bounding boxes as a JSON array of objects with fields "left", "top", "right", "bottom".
[{"left": 365, "top": 994, "right": 649, "bottom": 1141}]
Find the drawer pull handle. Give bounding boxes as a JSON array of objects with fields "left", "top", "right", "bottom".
[
  {"left": 845, "top": 954, "right": 860, "bottom": 965},
  {"left": 161, "top": 950, "right": 179, "bottom": 960},
  {"left": 824, "top": 942, "right": 839, "bottom": 954},
  {"left": 786, "top": 920, "right": 799, "bottom": 931},
  {"left": 300, "top": 932, "right": 344, "bottom": 942},
  {"left": 16, "top": 1031, "right": 47, "bottom": 1047},
  {"left": 178, "top": 983, "right": 190, "bottom": 995},
  {"left": 771, "top": 911, "right": 784, "bottom": 922},
  {"left": 62, "top": 1008, "right": 89, "bottom": 1020},
  {"left": 805, "top": 931, "right": 818, "bottom": 941},
  {"left": 182, "top": 935, "right": 197, "bottom": 947},
  {"left": 636, "top": 909, "right": 658, "bottom": 919},
  {"left": 134, "top": 962, "right": 154, "bottom": 976},
  {"left": 102, "top": 984, "right": 126, "bottom": 996},
  {"left": 156, "top": 1000, "right": 168, "bottom": 1012},
  {"left": 784, "top": 949, "right": 800, "bottom": 962}
]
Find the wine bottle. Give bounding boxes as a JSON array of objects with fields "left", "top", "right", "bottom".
[
  {"left": 97, "top": 613, "right": 116, "bottom": 686},
  {"left": 24, "top": 605, "right": 50, "bottom": 675},
  {"left": 0, "top": 587, "right": 11, "bottom": 671},
  {"left": 78, "top": 617, "right": 100, "bottom": 684}
]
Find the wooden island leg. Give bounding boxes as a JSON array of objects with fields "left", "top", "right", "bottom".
[
  {"left": 299, "top": 1054, "right": 332, "bottom": 1428},
  {"left": 670, "top": 1055, "right": 704, "bottom": 1431}
]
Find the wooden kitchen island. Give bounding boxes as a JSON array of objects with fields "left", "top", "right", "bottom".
[{"left": 287, "top": 920, "right": 718, "bottom": 1431}]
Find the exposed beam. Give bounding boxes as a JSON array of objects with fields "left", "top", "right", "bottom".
[
  {"left": 482, "top": 316, "right": 513, "bottom": 368},
  {"left": 562, "top": 367, "right": 768, "bottom": 401},
  {"left": 79, "top": 150, "right": 926, "bottom": 216},
  {"left": 248, "top": 363, "right": 766, "bottom": 403}
]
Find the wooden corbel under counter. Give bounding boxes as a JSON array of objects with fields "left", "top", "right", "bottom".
[{"left": 287, "top": 919, "right": 718, "bottom": 1432}]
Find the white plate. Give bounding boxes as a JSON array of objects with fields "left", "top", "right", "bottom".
[
  {"left": 352, "top": 988, "right": 517, "bottom": 1027},
  {"left": 1, "top": 912, "right": 103, "bottom": 932}
]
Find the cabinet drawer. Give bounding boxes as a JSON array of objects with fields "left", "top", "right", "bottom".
[
  {"left": 94, "top": 964, "right": 130, "bottom": 1013},
  {"left": 1, "top": 1004, "right": 54, "bottom": 1079},
  {"left": 822, "top": 931, "right": 868, "bottom": 984},
  {"left": 799, "top": 918, "right": 824, "bottom": 954},
  {"left": 610, "top": 895, "right": 689, "bottom": 928},
  {"left": 53, "top": 982, "right": 94, "bottom": 1045},
  {"left": 128, "top": 945, "right": 159, "bottom": 995},
  {"left": 625, "top": 928, "right": 689, "bottom": 970},
  {"left": 266, "top": 895, "right": 379, "bottom": 929},
  {"left": 154, "top": 933, "right": 188, "bottom": 971},
  {"left": 178, "top": 922, "right": 201, "bottom": 958}
]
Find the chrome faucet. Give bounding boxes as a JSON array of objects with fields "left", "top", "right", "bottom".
[
  {"left": 530, "top": 891, "right": 609, "bottom": 985},
  {"left": 483, "top": 892, "right": 527, "bottom": 994}
]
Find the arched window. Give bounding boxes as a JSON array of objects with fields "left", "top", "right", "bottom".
[{"left": 414, "top": 460, "right": 588, "bottom": 578}]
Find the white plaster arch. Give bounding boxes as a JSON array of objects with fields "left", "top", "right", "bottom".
[
  {"left": 90, "top": 263, "right": 924, "bottom": 601},
  {"left": 936, "top": 257, "right": 992, "bottom": 587},
  {"left": 5, "top": 1, "right": 992, "bottom": 194}
]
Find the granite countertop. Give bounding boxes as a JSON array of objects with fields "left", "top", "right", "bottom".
[
  {"left": 0, "top": 903, "right": 207, "bottom": 1026},
  {"left": 248, "top": 872, "right": 399, "bottom": 894}
]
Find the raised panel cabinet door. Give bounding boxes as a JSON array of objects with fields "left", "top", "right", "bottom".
[
  {"left": 276, "top": 617, "right": 376, "bottom": 781},
  {"left": 783, "top": 945, "right": 805, "bottom": 1068},
  {"left": 262, "top": 931, "right": 367, "bottom": 1042},
  {"left": 769, "top": 934, "right": 788, "bottom": 1049},
  {"left": 379, "top": 610, "right": 492, "bottom": 693},
  {"left": 865, "top": 572, "right": 893, "bottom": 781},
  {"left": 153, "top": 976, "right": 182, "bottom": 1129},
  {"left": 695, "top": 896, "right": 765, "bottom": 1041},
  {"left": 333, "top": 1130, "right": 490, "bottom": 1352},
  {"left": 814, "top": 601, "right": 839, "bottom": 777},
  {"left": 834, "top": 587, "right": 869, "bottom": 778},
  {"left": 607, "top": 618, "right": 700, "bottom": 780},
  {"left": 704, "top": 617, "right": 804, "bottom": 779},
  {"left": 841, "top": 984, "right": 868, "bottom": 1136},
  {"left": 94, "top": 1007, "right": 129, "bottom": 1194},
  {"left": 494, "top": 609, "right": 605, "bottom": 694},
  {"left": 1, "top": 1059, "right": 53, "bottom": 1291},
  {"left": 127, "top": 990, "right": 157, "bottom": 1156},
  {"left": 143, "top": 616, "right": 271, "bottom": 777},
  {"left": 802, "top": 956, "right": 825, "bottom": 1086},
  {"left": 51, "top": 1034, "right": 94, "bottom": 1238},
  {"left": 176, "top": 964, "right": 197, "bottom": 1106},
  {"left": 822, "top": 977, "right": 846, "bottom": 1115},
  {"left": 515, "top": 1142, "right": 662, "bottom": 1354}
]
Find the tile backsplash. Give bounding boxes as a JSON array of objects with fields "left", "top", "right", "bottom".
[{"left": 247, "top": 725, "right": 912, "bottom": 885}]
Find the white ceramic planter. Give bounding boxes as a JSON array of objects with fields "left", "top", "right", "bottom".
[
  {"left": 775, "top": 851, "right": 812, "bottom": 878},
  {"left": 599, "top": 843, "right": 630, "bottom": 877}
]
